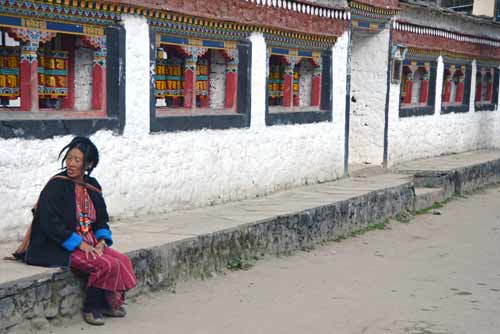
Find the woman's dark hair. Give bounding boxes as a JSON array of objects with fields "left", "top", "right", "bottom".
[{"left": 58, "top": 137, "right": 99, "bottom": 175}]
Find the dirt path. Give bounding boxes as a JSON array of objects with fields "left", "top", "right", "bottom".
[{"left": 39, "top": 187, "right": 500, "bottom": 334}]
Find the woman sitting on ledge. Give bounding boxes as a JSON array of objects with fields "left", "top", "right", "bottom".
[{"left": 14, "top": 136, "right": 137, "bottom": 326}]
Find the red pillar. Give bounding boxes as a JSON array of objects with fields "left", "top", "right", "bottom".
[
  {"left": 199, "top": 96, "right": 209, "bottom": 108},
  {"left": 91, "top": 50, "right": 106, "bottom": 111},
  {"left": 293, "top": 94, "right": 299, "bottom": 106},
  {"left": 61, "top": 35, "right": 75, "bottom": 110},
  {"left": 443, "top": 81, "right": 451, "bottom": 103},
  {"left": 419, "top": 80, "right": 429, "bottom": 104},
  {"left": 311, "top": 74, "right": 321, "bottom": 107},
  {"left": 283, "top": 64, "right": 293, "bottom": 107},
  {"left": 486, "top": 82, "right": 493, "bottom": 101},
  {"left": 455, "top": 80, "right": 464, "bottom": 104},
  {"left": 20, "top": 44, "right": 38, "bottom": 112},
  {"left": 403, "top": 80, "right": 413, "bottom": 104},
  {"left": 183, "top": 57, "right": 196, "bottom": 109},
  {"left": 225, "top": 60, "right": 238, "bottom": 109}
]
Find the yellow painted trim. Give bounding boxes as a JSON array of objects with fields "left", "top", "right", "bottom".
[{"left": 0, "top": 14, "right": 105, "bottom": 36}]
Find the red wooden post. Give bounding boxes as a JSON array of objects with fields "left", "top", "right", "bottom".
[
  {"left": 283, "top": 62, "right": 293, "bottom": 107},
  {"left": 455, "top": 81, "right": 464, "bottom": 103},
  {"left": 419, "top": 80, "right": 429, "bottom": 104},
  {"left": 20, "top": 43, "right": 38, "bottom": 112},
  {"left": 61, "top": 35, "right": 75, "bottom": 110},
  {"left": 91, "top": 49, "right": 106, "bottom": 111},
  {"left": 311, "top": 67, "right": 321, "bottom": 107},
  {"left": 401, "top": 67, "right": 413, "bottom": 104},
  {"left": 225, "top": 58, "right": 238, "bottom": 109},
  {"left": 442, "top": 70, "right": 452, "bottom": 104},
  {"left": 403, "top": 81, "right": 413, "bottom": 104},
  {"left": 486, "top": 81, "right": 493, "bottom": 101},
  {"left": 418, "top": 67, "right": 429, "bottom": 104},
  {"left": 199, "top": 96, "right": 209, "bottom": 108},
  {"left": 442, "top": 82, "right": 451, "bottom": 103},
  {"left": 183, "top": 56, "right": 196, "bottom": 109}
]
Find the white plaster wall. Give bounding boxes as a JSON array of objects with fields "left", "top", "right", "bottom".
[
  {"left": 123, "top": 15, "right": 150, "bottom": 137},
  {"left": 250, "top": 33, "right": 267, "bottom": 128},
  {"left": 349, "top": 29, "right": 389, "bottom": 165},
  {"left": 74, "top": 45, "right": 93, "bottom": 111},
  {"left": 387, "top": 56, "right": 500, "bottom": 166},
  {"left": 209, "top": 50, "right": 226, "bottom": 110},
  {"left": 0, "top": 26, "right": 348, "bottom": 241},
  {"left": 299, "top": 59, "right": 313, "bottom": 107}
]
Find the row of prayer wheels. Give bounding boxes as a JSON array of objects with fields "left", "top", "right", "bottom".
[
  {"left": 156, "top": 63, "right": 183, "bottom": 76},
  {"left": 0, "top": 56, "right": 18, "bottom": 69},
  {"left": 0, "top": 74, "right": 17, "bottom": 88},
  {"left": 39, "top": 56, "right": 66, "bottom": 71},
  {"left": 196, "top": 80, "right": 208, "bottom": 91},
  {"left": 156, "top": 80, "right": 184, "bottom": 91},
  {"left": 39, "top": 74, "right": 66, "bottom": 89},
  {"left": 268, "top": 83, "right": 285, "bottom": 92},
  {"left": 196, "top": 64, "right": 209, "bottom": 76},
  {"left": 269, "top": 65, "right": 284, "bottom": 80}
]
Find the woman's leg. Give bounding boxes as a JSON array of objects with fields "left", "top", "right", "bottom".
[
  {"left": 71, "top": 248, "right": 137, "bottom": 310},
  {"left": 83, "top": 287, "right": 107, "bottom": 312}
]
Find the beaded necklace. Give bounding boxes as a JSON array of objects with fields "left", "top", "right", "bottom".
[{"left": 77, "top": 186, "right": 93, "bottom": 234}]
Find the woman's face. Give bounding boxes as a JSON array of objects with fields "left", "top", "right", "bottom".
[{"left": 65, "top": 148, "right": 86, "bottom": 180}]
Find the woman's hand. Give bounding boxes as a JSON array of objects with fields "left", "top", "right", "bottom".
[
  {"left": 78, "top": 241, "right": 100, "bottom": 259},
  {"left": 94, "top": 239, "right": 107, "bottom": 256}
]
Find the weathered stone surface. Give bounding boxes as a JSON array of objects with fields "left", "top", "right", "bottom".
[
  {"left": 35, "top": 285, "right": 50, "bottom": 302},
  {"left": 43, "top": 299, "right": 58, "bottom": 319},
  {"left": 0, "top": 297, "right": 20, "bottom": 330},
  {"left": 0, "top": 297, "right": 15, "bottom": 319},
  {"left": 16, "top": 288, "right": 35, "bottom": 315},
  {"left": 59, "top": 295, "right": 79, "bottom": 317},
  {"left": 30, "top": 317, "right": 49, "bottom": 331},
  {"left": 58, "top": 284, "right": 80, "bottom": 298}
]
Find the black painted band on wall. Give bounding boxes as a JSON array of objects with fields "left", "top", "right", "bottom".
[
  {"left": 0, "top": 25, "right": 126, "bottom": 140},
  {"left": 475, "top": 103, "right": 496, "bottom": 112}
]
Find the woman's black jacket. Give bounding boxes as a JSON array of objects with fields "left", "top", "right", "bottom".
[{"left": 25, "top": 171, "right": 111, "bottom": 267}]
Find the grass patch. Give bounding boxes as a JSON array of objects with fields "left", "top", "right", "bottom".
[
  {"left": 227, "top": 257, "right": 255, "bottom": 271},
  {"left": 348, "top": 219, "right": 390, "bottom": 238},
  {"left": 415, "top": 202, "right": 444, "bottom": 215},
  {"left": 414, "top": 195, "right": 459, "bottom": 216},
  {"left": 333, "top": 235, "right": 347, "bottom": 242},
  {"left": 395, "top": 211, "right": 413, "bottom": 223}
]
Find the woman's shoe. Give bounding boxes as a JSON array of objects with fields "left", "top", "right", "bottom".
[
  {"left": 83, "top": 310, "right": 105, "bottom": 326},
  {"left": 103, "top": 306, "right": 127, "bottom": 318}
]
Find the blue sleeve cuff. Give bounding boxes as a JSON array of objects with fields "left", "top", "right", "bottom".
[
  {"left": 95, "top": 228, "right": 113, "bottom": 246},
  {"left": 62, "top": 232, "right": 82, "bottom": 252}
]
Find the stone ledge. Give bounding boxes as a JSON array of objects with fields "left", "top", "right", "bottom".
[{"left": 0, "top": 181, "right": 414, "bottom": 333}]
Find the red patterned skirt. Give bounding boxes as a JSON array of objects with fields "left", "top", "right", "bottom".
[{"left": 70, "top": 234, "right": 137, "bottom": 310}]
